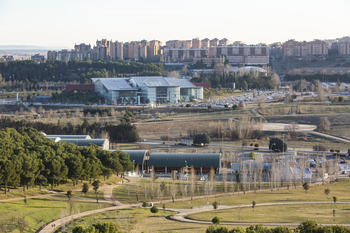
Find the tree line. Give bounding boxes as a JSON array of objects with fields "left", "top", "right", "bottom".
[
  {"left": 0, "top": 116, "right": 140, "bottom": 142},
  {"left": 0, "top": 60, "right": 164, "bottom": 84},
  {"left": 206, "top": 220, "right": 350, "bottom": 233},
  {"left": 0, "top": 127, "right": 134, "bottom": 194},
  {"left": 50, "top": 90, "right": 105, "bottom": 105}
]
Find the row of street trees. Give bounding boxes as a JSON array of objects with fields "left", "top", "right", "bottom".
[{"left": 0, "top": 127, "right": 134, "bottom": 193}]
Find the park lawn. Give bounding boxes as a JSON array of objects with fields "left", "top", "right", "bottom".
[
  {"left": 188, "top": 204, "right": 350, "bottom": 224},
  {"left": 59, "top": 207, "right": 181, "bottom": 233},
  {"left": 164, "top": 178, "right": 350, "bottom": 209},
  {"left": 0, "top": 196, "right": 112, "bottom": 233},
  {"left": 0, "top": 187, "right": 50, "bottom": 200},
  {"left": 61, "top": 207, "right": 222, "bottom": 233}
]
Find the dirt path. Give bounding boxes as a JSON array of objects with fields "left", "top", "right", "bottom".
[{"left": 167, "top": 201, "right": 350, "bottom": 227}]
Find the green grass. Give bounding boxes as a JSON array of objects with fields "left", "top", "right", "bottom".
[
  {"left": 0, "top": 196, "right": 112, "bottom": 233},
  {"left": 188, "top": 204, "right": 350, "bottom": 224},
  {"left": 0, "top": 187, "right": 50, "bottom": 199},
  {"left": 55, "top": 208, "right": 175, "bottom": 233}
]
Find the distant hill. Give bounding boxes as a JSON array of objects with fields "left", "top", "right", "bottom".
[{"left": 0, "top": 45, "right": 68, "bottom": 50}]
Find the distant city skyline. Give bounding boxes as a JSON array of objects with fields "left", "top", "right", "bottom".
[{"left": 0, "top": 0, "right": 349, "bottom": 47}]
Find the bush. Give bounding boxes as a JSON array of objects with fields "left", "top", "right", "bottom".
[
  {"left": 254, "top": 144, "right": 259, "bottom": 147},
  {"left": 211, "top": 216, "right": 220, "bottom": 225},
  {"left": 330, "top": 149, "right": 334, "bottom": 152},
  {"left": 142, "top": 202, "right": 148, "bottom": 207},
  {"left": 150, "top": 206, "right": 159, "bottom": 215},
  {"left": 232, "top": 104, "right": 238, "bottom": 110},
  {"left": 250, "top": 143, "right": 254, "bottom": 146},
  {"left": 186, "top": 104, "right": 191, "bottom": 108}
]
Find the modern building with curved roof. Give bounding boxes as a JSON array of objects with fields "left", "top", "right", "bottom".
[
  {"left": 148, "top": 153, "right": 221, "bottom": 174},
  {"left": 123, "top": 150, "right": 149, "bottom": 165},
  {"left": 123, "top": 150, "right": 150, "bottom": 174},
  {"left": 59, "top": 139, "right": 109, "bottom": 150}
]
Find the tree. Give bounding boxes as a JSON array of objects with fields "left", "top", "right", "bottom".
[
  {"left": 333, "top": 196, "right": 337, "bottom": 203},
  {"left": 324, "top": 188, "right": 330, "bottom": 199},
  {"left": 297, "top": 220, "right": 318, "bottom": 233},
  {"left": 66, "top": 190, "right": 73, "bottom": 202},
  {"left": 82, "top": 183, "right": 89, "bottom": 197},
  {"left": 193, "top": 133, "right": 211, "bottom": 146},
  {"left": 211, "top": 216, "right": 220, "bottom": 225},
  {"left": 212, "top": 201, "right": 218, "bottom": 215},
  {"left": 150, "top": 206, "right": 159, "bottom": 215},
  {"left": 317, "top": 117, "right": 331, "bottom": 131},
  {"left": 92, "top": 180, "right": 100, "bottom": 203},
  {"left": 252, "top": 201, "right": 256, "bottom": 212},
  {"left": 302, "top": 182, "right": 309, "bottom": 193},
  {"left": 269, "top": 137, "right": 287, "bottom": 152},
  {"left": 170, "top": 170, "right": 177, "bottom": 203}
]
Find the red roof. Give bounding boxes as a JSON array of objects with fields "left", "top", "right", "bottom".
[{"left": 192, "top": 82, "right": 212, "bottom": 89}]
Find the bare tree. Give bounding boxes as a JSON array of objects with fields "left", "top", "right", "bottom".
[
  {"left": 321, "top": 154, "right": 326, "bottom": 185},
  {"left": 222, "top": 170, "right": 228, "bottom": 193},
  {"left": 190, "top": 166, "right": 196, "bottom": 200},
  {"left": 317, "top": 117, "right": 331, "bottom": 131},
  {"left": 240, "top": 163, "right": 247, "bottom": 194},
  {"left": 209, "top": 168, "right": 215, "bottom": 197},
  {"left": 150, "top": 166, "right": 156, "bottom": 200},
  {"left": 170, "top": 171, "right": 177, "bottom": 203},
  {"left": 285, "top": 159, "right": 291, "bottom": 189},
  {"left": 257, "top": 163, "right": 263, "bottom": 190}
]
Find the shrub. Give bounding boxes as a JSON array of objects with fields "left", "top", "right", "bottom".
[
  {"left": 150, "top": 206, "right": 159, "bottom": 215},
  {"left": 142, "top": 202, "right": 148, "bottom": 207},
  {"left": 211, "top": 216, "right": 220, "bottom": 225}
]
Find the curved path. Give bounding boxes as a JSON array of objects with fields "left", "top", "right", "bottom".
[
  {"left": 167, "top": 201, "right": 350, "bottom": 227},
  {"left": 38, "top": 182, "right": 131, "bottom": 233}
]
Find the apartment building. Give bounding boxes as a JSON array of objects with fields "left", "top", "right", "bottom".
[
  {"left": 282, "top": 39, "right": 328, "bottom": 58},
  {"left": 337, "top": 37, "right": 350, "bottom": 56}
]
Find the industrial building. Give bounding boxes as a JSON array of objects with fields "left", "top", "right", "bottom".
[
  {"left": 92, "top": 76, "right": 203, "bottom": 104},
  {"left": 121, "top": 151, "right": 221, "bottom": 176}
]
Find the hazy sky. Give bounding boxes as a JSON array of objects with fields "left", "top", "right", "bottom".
[{"left": 0, "top": 0, "right": 349, "bottom": 48}]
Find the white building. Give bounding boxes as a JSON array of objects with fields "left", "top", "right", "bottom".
[{"left": 92, "top": 77, "right": 203, "bottom": 104}]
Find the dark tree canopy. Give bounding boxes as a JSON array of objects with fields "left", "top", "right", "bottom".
[
  {"left": 0, "top": 127, "right": 133, "bottom": 193},
  {"left": 269, "top": 137, "right": 287, "bottom": 152},
  {"left": 193, "top": 133, "right": 211, "bottom": 146}
]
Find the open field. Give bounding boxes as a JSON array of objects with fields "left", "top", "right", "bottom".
[
  {"left": 55, "top": 208, "right": 181, "bottom": 233},
  {"left": 188, "top": 203, "right": 350, "bottom": 224},
  {"left": 0, "top": 196, "right": 111, "bottom": 233}
]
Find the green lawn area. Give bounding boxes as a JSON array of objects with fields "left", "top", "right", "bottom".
[
  {"left": 188, "top": 204, "right": 350, "bottom": 224},
  {"left": 57, "top": 208, "right": 177, "bottom": 233},
  {"left": 0, "top": 196, "right": 112, "bottom": 233}
]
